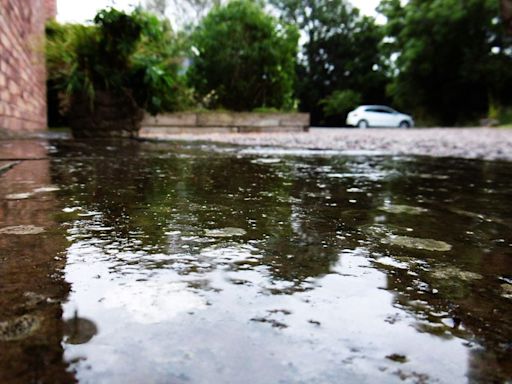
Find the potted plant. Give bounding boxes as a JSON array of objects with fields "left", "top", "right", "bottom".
[{"left": 46, "top": 8, "right": 187, "bottom": 138}]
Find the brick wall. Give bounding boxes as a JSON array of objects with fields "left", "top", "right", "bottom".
[
  {"left": 503, "top": 0, "right": 512, "bottom": 34},
  {"left": 0, "top": 0, "right": 55, "bottom": 132}
]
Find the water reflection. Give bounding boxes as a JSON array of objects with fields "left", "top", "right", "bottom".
[
  {"left": 1, "top": 138, "right": 512, "bottom": 382},
  {"left": 0, "top": 140, "right": 74, "bottom": 383},
  {"left": 63, "top": 313, "right": 98, "bottom": 345}
]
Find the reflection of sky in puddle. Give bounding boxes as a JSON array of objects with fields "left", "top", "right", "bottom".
[
  {"left": 65, "top": 244, "right": 207, "bottom": 325},
  {"left": 63, "top": 231, "right": 470, "bottom": 383}
]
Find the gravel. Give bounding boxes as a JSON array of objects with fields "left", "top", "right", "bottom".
[{"left": 142, "top": 127, "right": 512, "bottom": 161}]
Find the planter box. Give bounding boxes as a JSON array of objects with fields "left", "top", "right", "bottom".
[
  {"left": 141, "top": 112, "right": 309, "bottom": 136},
  {"left": 196, "top": 112, "right": 235, "bottom": 126},
  {"left": 144, "top": 113, "right": 198, "bottom": 126},
  {"left": 68, "top": 91, "right": 143, "bottom": 138}
]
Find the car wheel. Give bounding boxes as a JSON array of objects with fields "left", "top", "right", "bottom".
[
  {"left": 357, "top": 120, "right": 369, "bottom": 129},
  {"left": 399, "top": 121, "right": 410, "bottom": 128}
]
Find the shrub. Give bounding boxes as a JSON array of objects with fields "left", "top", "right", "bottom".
[
  {"left": 187, "top": 0, "right": 299, "bottom": 111},
  {"left": 46, "top": 7, "right": 191, "bottom": 135}
]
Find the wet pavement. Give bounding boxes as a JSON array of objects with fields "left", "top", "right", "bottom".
[
  {"left": 0, "top": 138, "right": 511, "bottom": 383},
  {"left": 141, "top": 127, "right": 512, "bottom": 161}
]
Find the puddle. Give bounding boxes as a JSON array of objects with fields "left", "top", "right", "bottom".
[
  {"left": 0, "top": 314, "right": 41, "bottom": 341},
  {"left": 0, "top": 139, "right": 511, "bottom": 383},
  {"left": 502, "top": 284, "right": 512, "bottom": 299},
  {"left": 33, "top": 185, "right": 60, "bottom": 193},
  {"left": 430, "top": 266, "right": 483, "bottom": 281},
  {"left": 63, "top": 315, "right": 98, "bottom": 345},
  {"left": 383, "top": 235, "right": 452, "bottom": 252},
  {"left": 204, "top": 227, "right": 247, "bottom": 237},
  {"left": 0, "top": 225, "right": 46, "bottom": 235},
  {"left": 379, "top": 204, "right": 429, "bottom": 215},
  {"left": 5, "top": 192, "right": 33, "bottom": 200}
]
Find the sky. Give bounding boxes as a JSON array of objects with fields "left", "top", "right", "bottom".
[{"left": 56, "top": 0, "right": 382, "bottom": 24}]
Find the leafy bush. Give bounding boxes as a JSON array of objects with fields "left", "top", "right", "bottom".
[
  {"left": 320, "top": 90, "right": 362, "bottom": 120},
  {"left": 46, "top": 7, "right": 191, "bottom": 117},
  {"left": 498, "top": 106, "right": 512, "bottom": 126},
  {"left": 187, "top": 0, "right": 299, "bottom": 111}
]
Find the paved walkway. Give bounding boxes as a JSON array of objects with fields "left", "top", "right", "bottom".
[{"left": 142, "top": 127, "right": 512, "bottom": 161}]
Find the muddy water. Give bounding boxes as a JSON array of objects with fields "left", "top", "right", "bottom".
[{"left": 1, "top": 139, "right": 511, "bottom": 383}]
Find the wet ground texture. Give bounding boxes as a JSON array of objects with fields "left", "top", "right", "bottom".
[
  {"left": 0, "top": 138, "right": 511, "bottom": 383},
  {"left": 142, "top": 127, "right": 512, "bottom": 161}
]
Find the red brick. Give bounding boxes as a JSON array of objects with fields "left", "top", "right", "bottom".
[{"left": 0, "top": 0, "right": 54, "bottom": 131}]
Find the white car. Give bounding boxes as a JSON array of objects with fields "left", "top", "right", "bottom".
[{"left": 346, "top": 105, "right": 414, "bottom": 128}]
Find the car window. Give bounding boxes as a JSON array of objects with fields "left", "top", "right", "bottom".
[{"left": 365, "top": 108, "right": 391, "bottom": 114}]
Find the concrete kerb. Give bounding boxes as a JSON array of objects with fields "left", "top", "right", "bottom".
[{"left": 140, "top": 112, "right": 310, "bottom": 136}]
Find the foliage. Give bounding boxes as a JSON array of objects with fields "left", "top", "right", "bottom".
[
  {"left": 320, "top": 90, "right": 361, "bottom": 119},
  {"left": 46, "top": 7, "right": 191, "bottom": 116},
  {"left": 498, "top": 106, "right": 512, "bottom": 126},
  {"left": 187, "top": 0, "right": 299, "bottom": 111},
  {"left": 270, "top": 0, "right": 388, "bottom": 125},
  {"left": 379, "top": 0, "right": 512, "bottom": 125}
]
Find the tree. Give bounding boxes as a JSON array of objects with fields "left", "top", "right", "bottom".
[
  {"left": 187, "top": 0, "right": 299, "bottom": 111},
  {"left": 379, "top": 0, "right": 512, "bottom": 125},
  {"left": 271, "top": 0, "right": 388, "bottom": 125}
]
